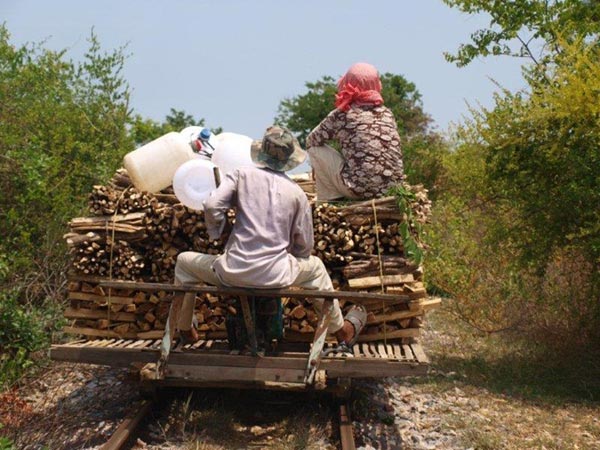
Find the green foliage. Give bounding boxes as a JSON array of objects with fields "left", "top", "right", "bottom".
[
  {"left": 0, "top": 290, "right": 49, "bottom": 388},
  {"left": 0, "top": 25, "right": 134, "bottom": 386},
  {"left": 430, "top": 37, "right": 600, "bottom": 350},
  {"left": 443, "top": 0, "right": 600, "bottom": 67},
  {"left": 479, "top": 38, "right": 600, "bottom": 264},
  {"left": 0, "top": 436, "right": 15, "bottom": 450},
  {"left": 0, "top": 25, "right": 133, "bottom": 284},
  {"left": 130, "top": 108, "right": 206, "bottom": 146},
  {"left": 387, "top": 185, "right": 424, "bottom": 266},
  {"left": 275, "top": 76, "right": 338, "bottom": 145},
  {"left": 275, "top": 73, "right": 449, "bottom": 191}
]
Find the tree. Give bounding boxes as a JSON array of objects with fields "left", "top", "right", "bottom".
[
  {"left": 0, "top": 26, "right": 133, "bottom": 285},
  {"left": 429, "top": 38, "right": 600, "bottom": 351},
  {"left": 275, "top": 73, "right": 448, "bottom": 191},
  {"left": 130, "top": 108, "right": 206, "bottom": 146},
  {"left": 443, "top": 0, "right": 600, "bottom": 67},
  {"left": 0, "top": 25, "right": 135, "bottom": 384}
]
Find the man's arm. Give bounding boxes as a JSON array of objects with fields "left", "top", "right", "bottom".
[
  {"left": 289, "top": 194, "right": 314, "bottom": 258},
  {"left": 204, "top": 170, "right": 238, "bottom": 240}
]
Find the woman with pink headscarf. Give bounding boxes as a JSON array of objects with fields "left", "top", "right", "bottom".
[{"left": 306, "top": 62, "right": 404, "bottom": 200}]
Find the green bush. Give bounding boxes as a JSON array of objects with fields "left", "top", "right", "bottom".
[
  {"left": 0, "top": 290, "right": 48, "bottom": 388},
  {"left": 0, "top": 25, "right": 133, "bottom": 292},
  {"left": 429, "top": 38, "right": 600, "bottom": 352}
]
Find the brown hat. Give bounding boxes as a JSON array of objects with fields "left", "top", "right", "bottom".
[{"left": 251, "top": 126, "right": 307, "bottom": 172}]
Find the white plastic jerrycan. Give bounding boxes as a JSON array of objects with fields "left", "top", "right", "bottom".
[
  {"left": 211, "top": 132, "right": 254, "bottom": 176},
  {"left": 124, "top": 132, "right": 195, "bottom": 193},
  {"left": 172, "top": 159, "right": 219, "bottom": 211}
]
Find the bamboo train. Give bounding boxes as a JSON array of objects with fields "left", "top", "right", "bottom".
[{"left": 62, "top": 169, "right": 438, "bottom": 343}]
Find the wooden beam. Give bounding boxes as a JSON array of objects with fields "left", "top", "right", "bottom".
[
  {"left": 367, "top": 309, "right": 423, "bottom": 325},
  {"left": 356, "top": 328, "right": 420, "bottom": 342},
  {"left": 165, "top": 365, "right": 306, "bottom": 384},
  {"left": 64, "top": 307, "right": 137, "bottom": 322},
  {"left": 69, "top": 292, "right": 135, "bottom": 305},
  {"left": 99, "top": 281, "right": 412, "bottom": 304},
  {"left": 348, "top": 274, "right": 415, "bottom": 289}
]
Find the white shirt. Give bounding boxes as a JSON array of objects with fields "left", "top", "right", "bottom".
[{"left": 204, "top": 167, "right": 313, "bottom": 288}]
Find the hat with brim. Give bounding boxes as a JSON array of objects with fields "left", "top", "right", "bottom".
[{"left": 251, "top": 125, "right": 307, "bottom": 172}]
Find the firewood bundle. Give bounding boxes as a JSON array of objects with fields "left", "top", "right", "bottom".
[
  {"left": 63, "top": 169, "right": 437, "bottom": 343},
  {"left": 63, "top": 279, "right": 230, "bottom": 340}
]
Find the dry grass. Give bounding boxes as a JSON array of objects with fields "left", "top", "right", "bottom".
[
  {"left": 412, "top": 301, "right": 600, "bottom": 449},
  {"left": 143, "top": 388, "right": 336, "bottom": 449}
]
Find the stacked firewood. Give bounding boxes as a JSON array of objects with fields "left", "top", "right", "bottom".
[
  {"left": 63, "top": 169, "right": 437, "bottom": 343},
  {"left": 63, "top": 278, "right": 230, "bottom": 340}
]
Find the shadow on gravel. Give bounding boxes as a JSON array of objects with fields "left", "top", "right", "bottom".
[{"left": 3, "top": 366, "right": 142, "bottom": 450}]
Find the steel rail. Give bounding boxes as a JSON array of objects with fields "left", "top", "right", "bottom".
[{"left": 100, "top": 399, "right": 153, "bottom": 450}]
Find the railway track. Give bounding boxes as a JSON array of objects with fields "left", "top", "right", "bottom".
[
  {"left": 100, "top": 391, "right": 358, "bottom": 449},
  {"left": 100, "top": 399, "right": 154, "bottom": 450}
]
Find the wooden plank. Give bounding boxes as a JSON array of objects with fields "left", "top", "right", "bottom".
[
  {"left": 356, "top": 329, "right": 420, "bottom": 342},
  {"left": 137, "top": 330, "right": 165, "bottom": 340},
  {"left": 386, "top": 344, "right": 395, "bottom": 360},
  {"left": 348, "top": 274, "right": 415, "bottom": 290},
  {"left": 362, "top": 298, "right": 418, "bottom": 312},
  {"left": 377, "top": 343, "right": 388, "bottom": 358},
  {"left": 51, "top": 344, "right": 421, "bottom": 372},
  {"left": 99, "top": 281, "right": 412, "bottom": 304},
  {"left": 421, "top": 297, "right": 442, "bottom": 311},
  {"left": 68, "top": 292, "right": 134, "bottom": 305},
  {"left": 191, "top": 339, "right": 206, "bottom": 350},
  {"left": 410, "top": 343, "right": 430, "bottom": 364},
  {"left": 165, "top": 365, "right": 306, "bottom": 384},
  {"left": 64, "top": 307, "right": 136, "bottom": 322},
  {"left": 367, "top": 309, "right": 422, "bottom": 325},
  {"left": 70, "top": 212, "right": 145, "bottom": 226},
  {"left": 51, "top": 345, "right": 158, "bottom": 368},
  {"left": 63, "top": 326, "right": 121, "bottom": 339},
  {"left": 392, "top": 344, "right": 404, "bottom": 361},
  {"left": 402, "top": 344, "right": 415, "bottom": 362}
]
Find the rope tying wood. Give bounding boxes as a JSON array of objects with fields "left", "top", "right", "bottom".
[{"left": 372, "top": 198, "right": 387, "bottom": 346}]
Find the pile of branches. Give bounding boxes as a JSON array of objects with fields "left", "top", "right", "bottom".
[{"left": 63, "top": 169, "right": 435, "bottom": 342}]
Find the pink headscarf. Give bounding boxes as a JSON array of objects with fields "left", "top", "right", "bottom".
[{"left": 335, "top": 62, "right": 384, "bottom": 112}]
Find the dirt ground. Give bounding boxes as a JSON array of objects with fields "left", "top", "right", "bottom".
[{"left": 2, "top": 301, "right": 600, "bottom": 449}]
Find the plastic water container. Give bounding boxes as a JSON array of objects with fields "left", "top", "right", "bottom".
[
  {"left": 180, "top": 126, "right": 203, "bottom": 145},
  {"left": 211, "top": 132, "right": 254, "bottom": 175},
  {"left": 172, "top": 159, "right": 219, "bottom": 211},
  {"left": 180, "top": 126, "right": 218, "bottom": 160},
  {"left": 124, "top": 132, "right": 195, "bottom": 193}
]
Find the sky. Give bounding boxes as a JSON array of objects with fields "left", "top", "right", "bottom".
[{"left": 1, "top": 0, "right": 528, "bottom": 140}]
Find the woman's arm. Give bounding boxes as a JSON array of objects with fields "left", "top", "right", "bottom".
[{"left": 306, "top": 109, "right": 343, "bottom": 148}]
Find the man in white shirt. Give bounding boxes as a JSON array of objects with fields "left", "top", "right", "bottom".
[{"left": 174, "top": 126, "right": 364, "bottom": 346}]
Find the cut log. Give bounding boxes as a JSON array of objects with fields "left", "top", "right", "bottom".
[{"left": 348, "top": 274, "right": 415, "bottom": 289}]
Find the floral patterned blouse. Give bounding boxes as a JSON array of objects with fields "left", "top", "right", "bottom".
[{"left": 306, "top": 104, "right": 404, "bottom": 199}]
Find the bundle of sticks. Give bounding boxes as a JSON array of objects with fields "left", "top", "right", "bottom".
[{"left": 63, "top": 169, "right": 437, "bottom": 343}]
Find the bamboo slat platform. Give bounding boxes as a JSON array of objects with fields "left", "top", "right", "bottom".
[{"left": 51, "top": 337, "right": 428, "bottom": 388}]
